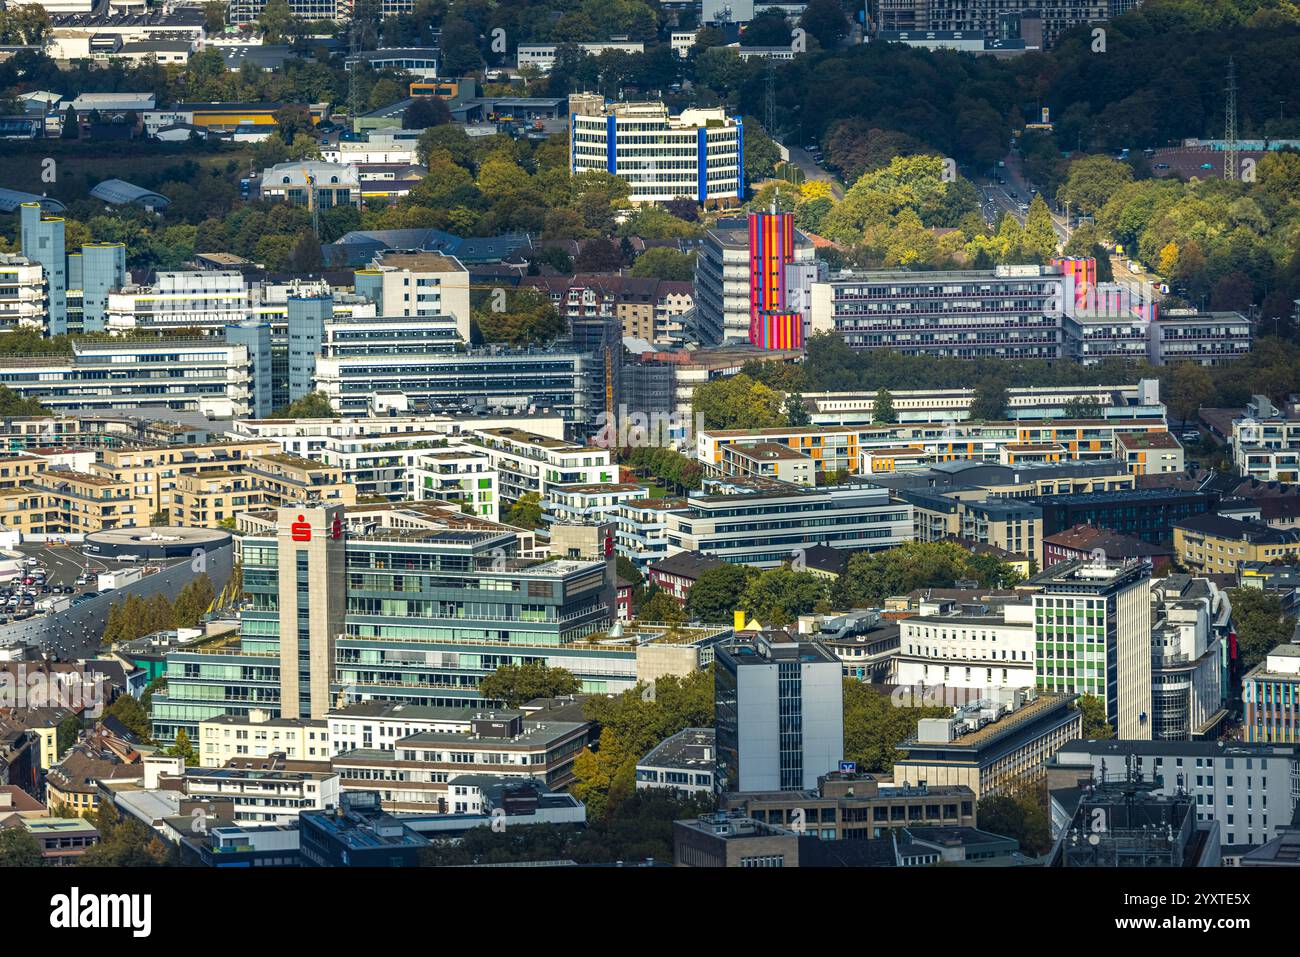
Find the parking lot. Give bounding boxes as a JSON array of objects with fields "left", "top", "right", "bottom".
[{"left": 0, "top": 543, "right": 135, "bottom": 628}]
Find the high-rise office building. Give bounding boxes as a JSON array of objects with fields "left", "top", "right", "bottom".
[
  {"left": 1031, "top": 559, "right": 1152, "bottom": 739},
  {"left": 19, "top": 202, "right": 66, "bottom": 335},
  {"left": 570, "top": 102, "right": 743, "bottom": 206},
  {"left": 287, "top": 293, "right": 333, "bottom": 403},
  {"left": 696, "top": 216, "right": 815, "bottom": 344},
  {"left": 69, "top": 242, "right": 127, "bottom": 333},
  {"left": 747, "top": 209, "right": 805, "bottom": 350},
  {"left": 715, "top": 632, "right": 844, "bottom": 792}
]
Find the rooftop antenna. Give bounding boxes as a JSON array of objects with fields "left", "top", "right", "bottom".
[
  {"left": 1224, "top": 57, "right": 1239, "bottom": 182},
  {"left": 764, "top": 55, "right": 776, "bottom": 138}
]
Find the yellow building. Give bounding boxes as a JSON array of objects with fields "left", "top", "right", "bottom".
[
  {"left": 97, "top": 439, "right": 283, "bottom": 515},
  {"left": 244, "top": 453, "right": 357, "bottom": 509},
  {"left": 0, "top": 486, "right": 47, "bottom": 537},
  {"left": 1173, "top": 513, "right": 1300, "bottom": 575},
  {"left": 33, "top": 470, "right": 151, "bottom": 534},
  {"left": 171, "top": 471, "right": 258, "bottom": 528}
]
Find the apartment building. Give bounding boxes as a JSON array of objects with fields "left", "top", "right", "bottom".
[
  {"left": 1231, "top": 396, "right": 1300, "bottom": 482},
  {"left": 636, "top": 728, "right": 718, "bottom": 795},
  {"left": 811, "top": 265, "right": 1069, "bottom": 360},
  {"left": 258, "top": 160, "right": 360, "bottom": 209},
  {"left": 695, "top": 216, "right": 816, "bottom": 344},
  {"left": 697, "top": 419, "right": 1173, "bottom": 483},
  {"left": 312, "top": 346, "right": 590, "bottom": 426},
  {"left": 901, "top": 491, "right": 1040, "bottom": 564},
  {"left": 1149, "top": 311, "right": 1253, "bottom": 366},
  {"left": 715, "top": 632, "right": 844, "bottom": 792},
  {"left": 722, "top": 773, "right": 978, "bottom": 841},
  {"left": 97, "top": 439, "right": 283, "bottom": 516},
  {"left": 517, "top": 40, "right": 644, "bottom": 72},
  {"left": 1148, "top": 575, "right": 1230, "bottom": 742},
  {"left": 409, "top": 447, "right": 499, "bottom": 518},
  {"left": 0, "top": 253, "right": 45, "bottom": 333},
  {"left": 242, "top": 453, "right": 357, "bottom": 509},
  {"left": 354, "top": 251, "right": 472, "bottom": 341},
  {"left": 522, "top": 274, "right": 694, "bottom": 344},
  {"left": 31, "top": 469, "right": 152, "bottom": 534},
  {"left": 806, "top": 381, "right": 1166, "bottom": 427},
  {"left": 183, "top": 766, "right": 341, "bottom": 824},
  {"left": 106, "top": 270, "right": 249, "bottom": 334},
  {"left": 468, "top": 427, "right": 615, "bottom": 507},
  {"left": 570, "top": 102, "right": 743, "bottom": 206},
  {"left": 615, "top": 495, "right": 685, "bottom": 571},
  {"left": 1173, "top": 512, "right": 1300, "bottom": 575},
  {"left": 541, "top": 482, "right": 648, "bottom": 527},
  {"left": 197, "top": 709, "right": 331, "bottom": 768},
  {"left": 1115, "top": 430, "right": 1184, "bottom": 475}
]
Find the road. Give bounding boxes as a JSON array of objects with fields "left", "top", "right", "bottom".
[
  {"left": 784, "top": 145, "right": 845, "bottom": 200},
  {"left": 977, "top": 150, "right": 1070, "bottom": 245}
]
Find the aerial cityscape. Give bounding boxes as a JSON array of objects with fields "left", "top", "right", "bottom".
[{"left": 0, "top": 0, "right": 1291, "bottom": 916}]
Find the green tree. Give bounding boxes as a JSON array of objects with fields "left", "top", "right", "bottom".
[
  {"left": 834, "top": 541, "right": 1021, "bottom": 608},
  {"left": 1057, "top": 155, "right": 1133, "bottom": 216},
  {"left": 1076, "top": 695, "right": 1115, "bottom": 739},
  {"left": 478, "top": 662, "right": 580, "bottom": 708},
  {"left": 1022, "top": 195, "right": 1059, "bottom": 261},
  {"left": 872, "top": 388, "right": 898, "bottom": 423},
  {"left": 1229, "top": 588, "right": 1295, "bottom": 673},
  {"left": 969, "top": 378, "right": 1009, "bottom": 421},
  {"left": 692, "top": 374, "right": 786, "bottom": 430},
  {"left": 685, "top": 564, "right": 757, "bottom": 623},
  {"left": 628, "top": 247, "right": 696, "bottom": 281},
  {"left": 104, "top": 694, "right": 151, "bottom": 742},
  {"left": 784, "top": 392, "right": 810, "bottom": 426},
  {"left": 976, "top": 781, "right": 1052, "bottom": 856},
  {"left": 506, "top": 492, "right": 544, "bottom": 530},
  {"left": 1062, "top": 395, "right": 1103, "bottom": 419},
  {"left": 0, "top": 386, "right": 48, "bottom": 415},
  {"left": 274, "top": 391, "right": 335, "bottom": 418},
  {"left": 56, "top": 713, "right": 82, "bottom": 757},
  {"left": 472, "top": 288, "right": 566, "bottom": 347},
  {"left": 1164, "top": 362, "right": 1214, "bottom": 428},
  {"left": 739, "top": 567, "right": 828, "bottom": 627},
  {"left": 799, "top": 0, "right": 849, "bottom": 49},
  {"left": 165, "top": 729, "right": 199, "bottom": 767},
  {"left": 842, "top": 681, "right": 947, "bottom": 773},
  {"left": 80, "top": 802, "right": 171, "bottom": 866},
  {"left": 639, "top": 589, "right": 687, "bottom": 624},
  {"left": 256, "top": 0, "right": 293, "bottom": 42},
  {"left": 0, "top": 827, "right": 43, "bottom": 867},
  {"left": 572, "top": 669, "right": 714, "bottom": 821}
]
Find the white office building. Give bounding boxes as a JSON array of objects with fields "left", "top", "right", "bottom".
[
  {"left": 665, "top": 480, "right": 912, "bottom": 568},
  {"left": 570, "top": 102, "right": 743, "bottom": 206},
  {"left": 895, "top": 597, "right": 1036, "bottom": 691},
  {"left": 715, "top": 632, "right": 843, "bottom": 792},
  {"left": 1053, "top": 740, "right": 1298, "bottom": 850},
  {"left": 0, "top": 254, "right": 45, "bottom": 333},
  {"left": 106, "top": 270, "right": 250, "bottom": 334},
  {"left": 517, "top": 41, "right": 645, "bottom": 73}
]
